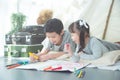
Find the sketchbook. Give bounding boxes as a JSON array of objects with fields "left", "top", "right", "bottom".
[{"left": 15, "top": 60, "right": 90, "bottom": 72}]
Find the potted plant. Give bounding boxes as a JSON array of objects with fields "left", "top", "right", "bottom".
[
  {"left": 5, "top": 12, "right": 26, "bottom": 44},
  {"left": 9, "top": 12, "right": 26, "bottom": 35}
]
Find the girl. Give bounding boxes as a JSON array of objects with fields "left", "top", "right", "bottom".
[{"left": 67, "top": 19, "right": 120, "bottom": 62}]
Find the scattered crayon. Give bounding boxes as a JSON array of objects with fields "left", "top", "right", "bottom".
[
  {"left": 77, "top": 71, "right": 83, "bottom": 78},
  {"left": 44, "top": 66, "right": 62, "bottom": 71},
  {"left": 17, "top": 60, "right": 29, "bottom": 65},
  {"left": 74, "top": 69, "right": 85, "bottom": 78},
  {"left": 51, "top": 66, "right": 62, "bottom": 71},
  {"left": 7, "top": 64, "right": 21, "bottom": 69},
  {"left": 44, "top": 66, "right": 52, "bottom": 71}
]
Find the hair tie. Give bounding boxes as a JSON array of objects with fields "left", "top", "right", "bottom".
[{"left": 79, "top": 20, "right": 88, "bottom": 29}]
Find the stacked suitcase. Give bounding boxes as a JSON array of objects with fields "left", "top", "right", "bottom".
[
  {"left": 5, "top": 25, "right": 46, "bottom": 45},
  {"left": 4, "top": 44, "right": 43, "bottom": 57},
  {"left": 4, "top": 25, "right": 45, "bottom": 57}
]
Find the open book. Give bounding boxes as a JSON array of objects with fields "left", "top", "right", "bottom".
[{"left": 15, "top": 60, "right": 90, "bottom": 72}]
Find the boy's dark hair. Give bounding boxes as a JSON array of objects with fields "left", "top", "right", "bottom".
[{"left": 44, "top": 18, "right": 64, "bottom": 35}]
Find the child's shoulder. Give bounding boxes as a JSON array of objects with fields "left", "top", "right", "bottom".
[
  {"left": 64, "top": 30, "right": 70, "bottom": 33},
  {"left": 63, "top": 30, "right": 72, "bottom": 42},
  {"left": 90, "top": 36, "right": 99, "bottom": 41},
  {"left": 89, "top": 36, "right": 101, "bottom": 44},
  {"left": 64, "top": 30, "right": 71, "bottom": 36}
]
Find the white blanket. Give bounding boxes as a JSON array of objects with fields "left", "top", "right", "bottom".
[{"left": 87, "top": 61, "right": 120, "bottom": 71}]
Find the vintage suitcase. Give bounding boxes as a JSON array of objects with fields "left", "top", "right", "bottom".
[
  {"left": 22, "top": 25, "right": 45, "bottom": 34},
  {"left": 5, "top": 25, "right": 45, "bottom": 45},
  {"left": 11, "top": 32, "right": 45, "bottom": 45},
  {"left": 4, "top": 44, "right": 43, "bottom": 57},
  {"left": 5, "top": 34, "right": 12, "bottom": 44}
]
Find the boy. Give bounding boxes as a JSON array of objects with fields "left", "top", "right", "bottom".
[{"left": 30, "top": 18, "right": 75, "bottom": 62}]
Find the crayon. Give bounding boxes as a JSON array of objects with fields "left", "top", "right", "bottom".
[
  {"left": 51, "top": 66, "right": 62, "bottom": 71},
  {"left": 6, "top": 63, "right": 18, "bottom": 67},
  {"left": 43, "top": 66, "right": 52, "bottom": 71},
  {"left": 17, "top": 60, "right": 29, "bottom": 65},
  {"left": 77, "top": 71, "right": 83, "bottom": 78},
  {"left": 7, "top": 64, "right": 21, "bottom": 69},
  {"left": 75, "top": 70, "right": 81, "bottom": 76},
  {"left": 44, "top": 66, "right": 62, "bottom": 71},
  {"left": 74, "top": 68, "right": 77, "bottom": 74},
  {"left": 6, "top": 60, "right": 29, "bottom": 67},
  {"left": 29, "top": 52, "right": 39, "bottom": 60}
]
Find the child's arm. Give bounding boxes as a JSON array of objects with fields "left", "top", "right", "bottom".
[
  {"left": 39, "top": 52, "right": 65, "bottom": 62},
  {"left": 80, "top": 38, "right": 106, "bottom": 60},
  {"left": 29, "top": 48, "right": 49, "bottom": 62},
  {"left": 38, "top": 48, "right": 49, "bottom": 55}
]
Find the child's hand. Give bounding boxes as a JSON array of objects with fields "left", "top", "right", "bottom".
[
  {"left": 78, "top": 51, "right": 83, "bottom": 55},
  {"left": 29, "top": 53, "right": 39, "bottom": 62},
  {"left": 64, "top": 43, "right": 73, "bottom": 56}
]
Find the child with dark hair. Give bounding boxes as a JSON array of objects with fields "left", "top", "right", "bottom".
[
  {"left": 30, "top": 18, "right": 75, "bottom": 62},
  {"left": 66, "top": 19, "right": 120, "bottom": 62}
]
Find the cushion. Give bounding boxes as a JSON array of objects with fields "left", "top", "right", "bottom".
[{"left": 80, "top": 50, "right": 120, "bottom": 66}]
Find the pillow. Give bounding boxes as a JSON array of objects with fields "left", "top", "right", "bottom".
[{"left": 80, "top": 50, "right": 120, "bottom": 66}]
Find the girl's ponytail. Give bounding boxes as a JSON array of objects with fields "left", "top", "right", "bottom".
[{"left": 77, "top": 20, "right": 89, "bottom": 53}]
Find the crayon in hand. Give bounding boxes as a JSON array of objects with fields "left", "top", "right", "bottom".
[{"left": 29, "top": 52, "right": 39, "bottom": 60}]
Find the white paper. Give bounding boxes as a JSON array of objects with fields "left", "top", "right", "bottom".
[{"left": 16, "top": 60, "right": 90, "bottom": 72}]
